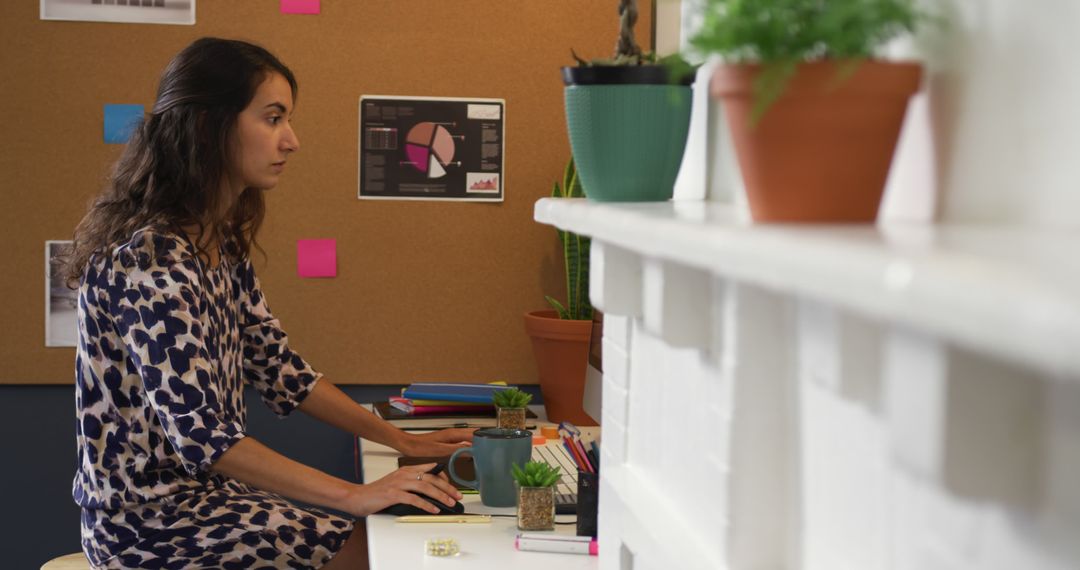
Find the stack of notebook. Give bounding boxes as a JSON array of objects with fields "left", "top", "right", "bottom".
[
  {"left": 374, "top": 382, "right": 536, "bottom": 424},
  {"left": 388, "top": 396, "right": 493, "bottom": 416},
  {"left": 401, "top": 382, "right": 512, "bottom": 403}
]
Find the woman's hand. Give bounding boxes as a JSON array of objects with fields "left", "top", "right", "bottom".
[
  {"left": 394, "top": 428, "right": 474, "bottom": 458},
  {"left": 343, "top": 463, "right": 463, "bottom": 517}
]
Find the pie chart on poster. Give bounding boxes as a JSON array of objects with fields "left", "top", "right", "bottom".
[{"left": 404, "top": 122, "right": 456, "bottom": 179}]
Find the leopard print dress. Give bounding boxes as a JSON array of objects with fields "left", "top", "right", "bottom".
[{"left": 72, "top": 229, "right": 353, "bottom": 569}]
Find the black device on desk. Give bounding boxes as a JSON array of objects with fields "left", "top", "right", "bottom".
[{"left": 374, "top": 464, "right": 466, "bottom": 516}]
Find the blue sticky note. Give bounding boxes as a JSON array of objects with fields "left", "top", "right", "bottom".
[{"left": 104, "top": 104, "right": 144, "bottom": 144}]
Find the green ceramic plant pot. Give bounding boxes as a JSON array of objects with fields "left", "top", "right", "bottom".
[{"left": 564, "top": 84, "right": 693, "bottom": 202}]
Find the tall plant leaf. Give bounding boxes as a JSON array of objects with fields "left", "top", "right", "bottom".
[
  {"left": 564, "top": 224, "right": 581, "bottom": 319},
  {"left": 552, "top": 182, "right": 568, "bottom": 251},
  {"left": 576, "top": 235, "right": 593, "bottom": 320},
  {"left": 546, "top": 157, "right": 593, "bottom": 321},
  {"left": 545, "top": 296, "right": 570, "bottom": 320}
]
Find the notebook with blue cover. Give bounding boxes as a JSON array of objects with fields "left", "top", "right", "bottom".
[
  {"left": 373, "top": 401, "right": 536, "bottom": 422},
  {"left": 402, "top": 382, "right": 512, "bottom": 404}
]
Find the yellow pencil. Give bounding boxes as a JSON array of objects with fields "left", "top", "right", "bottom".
[{"left": 395, "top": 515, "right": 492, "bottom": 524}]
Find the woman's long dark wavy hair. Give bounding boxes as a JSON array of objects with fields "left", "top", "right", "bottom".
[{"left": 63, "top": 37, "right": 297, "bottom": 286}]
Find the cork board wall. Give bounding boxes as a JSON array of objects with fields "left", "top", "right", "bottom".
[{"left": 0, "top": 1, "right": 652, "bottom": 384}]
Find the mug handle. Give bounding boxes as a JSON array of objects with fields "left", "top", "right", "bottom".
[{"left": 447, "top": 447, "right": 478, "bottom": 490}]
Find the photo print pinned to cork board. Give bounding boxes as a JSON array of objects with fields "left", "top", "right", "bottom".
[
  {"left": 41, "top": 0, "right": 195, "bottom": 26},
  {"left": 358, "top": 95, "right": 505, "bottom": 202},
  {"left": 45, "top": 240, "right": 78, "bottom": 348}
]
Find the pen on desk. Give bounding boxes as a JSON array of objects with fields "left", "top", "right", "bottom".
[
  {"left": 396, "top": 514, "right": 491, "bottom": 523},
  {"left": 563, "top": 440, "right": 584, "bottom": 472},
  {"left": 575, "top": 438, "right": 594, "bottom": 473},
  {"left": 565, "top": 438, "right": 593, "bottom": 474},
  {"left": 586, "top": 448, "right": 599, "bottom": 471},
  {"left": 515, "top": 533, "right": 598, "bottom": 556}
]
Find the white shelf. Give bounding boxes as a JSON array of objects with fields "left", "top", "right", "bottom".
[{"left": 534, "top": 198, "right": 1080, "bottom": 378}]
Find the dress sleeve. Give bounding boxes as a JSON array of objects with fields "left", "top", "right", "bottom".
[
  {"left": 235, "top": 258, "right": 322, "bottom": 417},
  {"left": 114, "top": 234, "right": 245, "bottom": 477}
]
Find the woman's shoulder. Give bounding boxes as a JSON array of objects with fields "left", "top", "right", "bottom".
[{"left": 112, "top": 226, "right": 195, "bottom": 273}]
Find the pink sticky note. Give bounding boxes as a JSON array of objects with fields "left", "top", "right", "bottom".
[
  {"left": 280, "top": 0, "right": 320, "bottom": 14},
  {"left": 297, "top": 239, "right": 337, "bottom": 278}
]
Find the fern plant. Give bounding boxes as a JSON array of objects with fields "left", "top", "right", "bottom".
[
  {"left": 511, "top": 460, "right": 563, "bottom": 488},
  {"left": 690, "top": 0, "right": 930, "bottom": 121},
  {"left": 493, "top": 387, "right": 533, "bottom": 409},
  {"left": 545, "top": 158, "right": 593, "bottom": 321}
]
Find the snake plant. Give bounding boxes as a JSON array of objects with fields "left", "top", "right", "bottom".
[{"left": 545, "top": 158, "right": 593, "bottom": 321}]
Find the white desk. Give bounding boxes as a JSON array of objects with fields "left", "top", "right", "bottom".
[{"left": 360, "top": 410, "right": 600, "bottom": 569}]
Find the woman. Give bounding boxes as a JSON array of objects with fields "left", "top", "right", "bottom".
[{"left": 64, "top": 37, "right": 471, "bottom": 569}]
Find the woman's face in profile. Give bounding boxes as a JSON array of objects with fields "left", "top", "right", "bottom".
[{"left": 229, "top": 72, "right": 299, "bottom": 192}]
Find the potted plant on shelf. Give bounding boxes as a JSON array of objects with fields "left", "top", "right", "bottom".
[
  {"left": 563, "top": 0, "right": 697, "bottom": 202},
  {"left": 512, "top": 460, "right": 563, "bottom": 531},
  {"left": 690, "top": 0, "right": 931, "bottom": 222},
  {"left": 494, "top": 388, "right": 533, "bottom": 430},
  {"left": 524, "top": 158, "right": 597, "bottom": 425}
]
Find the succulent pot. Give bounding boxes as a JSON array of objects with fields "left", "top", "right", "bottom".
[
  {"left": 517, "top": 485, "right": 556, "bottom": 531},
  {"left": 496, "top": 407, "right": 527, "bottom": 430},
  {"left": 523, "top": 310, "right": 596, "bottom": 425},
  {"left": 562, "top": 65, "right": 695, "bottom": 202},
  {"left": 710, "top": 60, "right": 922, "bottom": 222}
]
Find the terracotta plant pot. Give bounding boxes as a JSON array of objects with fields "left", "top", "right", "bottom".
[
  {"left": 710, "top": 60, "right": 922, "bottom": 222},
  {"left": 523, "top": 310, "right": 596, "bottom": 425}
]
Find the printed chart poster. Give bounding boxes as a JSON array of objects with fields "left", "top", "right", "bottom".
[
  {"left": 45, "top": 240, "right": 77, "bottom": 347},
  {"left": 41, "top": 0, "right": 195, "bottom": 25},
  {"left": 359, "top": 95, "right": 505, "bottom": 202}
]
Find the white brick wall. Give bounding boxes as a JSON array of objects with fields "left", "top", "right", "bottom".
[
  {"left": 798, "top": 301, "right": 889, "bottom": 570},
  {"left": 593, "top": 264, "right": 1080, "bottom": 570}
]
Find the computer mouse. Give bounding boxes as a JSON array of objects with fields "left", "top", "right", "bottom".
[{"left": 375, "top": 492, "right": 466, "bottom": 516}]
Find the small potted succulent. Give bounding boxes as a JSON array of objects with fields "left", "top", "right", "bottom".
[
  {"left": 512, "top": 460, "right": 563, "bottom": 531},
  {"left": 494, "top": 388, "right": 533, "bottom": 430},
  {"left": 690, "top": 0, "right": 933, "bottom": 222}
]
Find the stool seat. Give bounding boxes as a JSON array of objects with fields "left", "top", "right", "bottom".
[{"left": 40, "top": 552, "right": 90, "bottom": 570}]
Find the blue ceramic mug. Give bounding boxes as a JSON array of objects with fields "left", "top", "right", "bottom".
[{"left": 448, "top": 428, "right": 532, "bottom": 507}]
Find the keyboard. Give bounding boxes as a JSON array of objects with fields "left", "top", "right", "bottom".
[{"left": 531, "top": 443, "right": 579, "bottom": 514}]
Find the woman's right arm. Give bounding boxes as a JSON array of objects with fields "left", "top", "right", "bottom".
[
  {"left": 210, "top": 437, "right": 460, "bottom": 517},
  {"left": 114, "top": 234, "right": 458, "bottom": 517}
]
